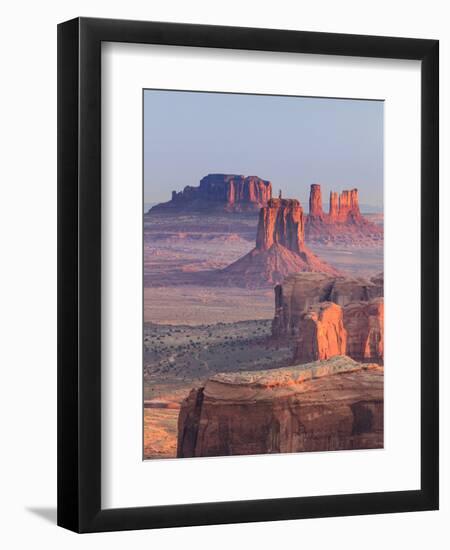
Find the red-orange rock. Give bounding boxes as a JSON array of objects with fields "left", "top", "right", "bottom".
[
  {"left": 329, "top": 191, "right": 339, "bottom": 222},
  {"left": 177, "top": 357, "right": 384, "bottom": 458},
  {"left": 272, "top": 272, "right": 383, "bottom": 337},
  {"left": 295, "top": 302, "right": 347, "bottom": 363},
  {"left": 344, "top": 298, "right": 384, "bottom": 363},
  {"left": 151, "top": 174, "right": 272, "bottom": 213},
  {"left": 256, "top": 198, "right": 304, "bottom": 253},
  {"left": 309, "top": 183, "right": 324, "bottom": 219},
  {"left": 272, "top": 272, "right": 336, "bottom": 336},
  {"left": 305, "top": 184, "right": 383, "bottom": 245},
  {"left": 338, "top": 188, "right": 361, "bottom": 222},
  {"left": 219, "top": 199, "right": 340, "bottom": 287},
  {"left": 272, "top": 273, "right": 384, "bottom": 365}
]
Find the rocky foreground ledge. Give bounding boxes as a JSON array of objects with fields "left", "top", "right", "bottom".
[{"left": 177, "top": 356, "right": 383, "bottom": 458}]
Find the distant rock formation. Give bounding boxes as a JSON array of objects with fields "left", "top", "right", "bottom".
[
  {"left": 218, "top": 198, "right": 340, "bottom": 287},
  {"left": 177, "top": 356, "right": 384, "bottom": 458},
  {"left": 273, "top": 272, "right": 383, "bottom": 364},
  {"left": 149, "top": 174, "right": 272, "bottom": 213},
  {"left": 305, "top": 184, "right": 383, "bottom": 245}
]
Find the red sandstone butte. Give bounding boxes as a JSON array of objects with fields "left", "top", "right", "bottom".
[
  {"left": 150, "top": 174, "right": 272, "bottom": 213},
  {"left": 295, "top": 302, "right": 347, "bottom": 363},
  {"left": 177, "top": 356, "right": 384, "bottom": 458},
  {"left": 304, "top": 184, "right": 383, "bottom": 245},
  {"left": 219, "top": 198, "right": 340, "bottom": 287},
  {"left": 309, "top": 183, "right": 324, "bottom": 219},
  {"left": 255, "top": 198, "right": 304, "bottom": 253}
]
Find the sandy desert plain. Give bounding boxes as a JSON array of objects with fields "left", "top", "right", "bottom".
[{"left": 143, "top": 208, "right": 383, "bottom": 459}]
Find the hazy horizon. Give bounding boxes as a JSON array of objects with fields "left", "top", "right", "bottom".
[{"left": 144, "top": 90, "right": 384, "bottom": 210}]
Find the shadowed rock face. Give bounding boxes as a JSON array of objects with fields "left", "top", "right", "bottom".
[
  {"left": 305, "top": 184, "right": 383, "bottom": 244},
  {"left": 273, "top": 272, "right": 384, "bottom": 364},
  {"left": 272, "top": 272, "right": 383, "bottom": 337},
  {"left": 177, "top": 357, "right": 384, "bottom": 458},
  {"left": 344, "top": 298, "right": 384, "bottom": 363},
  {"left": 150, "top": 174, "right": 272, "bottom": 213},
  {"left": 218, "top": 199, "right": 340, "bottom": 287}
]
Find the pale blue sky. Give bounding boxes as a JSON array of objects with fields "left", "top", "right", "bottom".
[{"left": 144, "top": 90, "right": 383, "bottom": 211}]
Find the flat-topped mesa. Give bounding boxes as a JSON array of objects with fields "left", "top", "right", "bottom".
[
  {"left": 256, "top": 198, "right": 304, "bottom": 254},
  {"left": 151, "top": 174, "right": 272, "bottom": 213},
  {"left": 309, "top": 183, "right": 324, "bottom": 219},
  {"left": 177, "top": 356, "right": 384, "bottom": 458}
]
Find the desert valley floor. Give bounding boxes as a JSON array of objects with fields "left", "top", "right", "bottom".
[{"left": 143, "top": 210, "right": 383, "bottom": 459}]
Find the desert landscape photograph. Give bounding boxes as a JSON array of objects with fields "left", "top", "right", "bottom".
[{"left": 143, "top": 90, "right": 384, "bottom": 459}]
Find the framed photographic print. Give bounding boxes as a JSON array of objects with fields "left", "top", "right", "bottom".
[{"left": 57, "top": 17, "right": 439, "bottom": 532}]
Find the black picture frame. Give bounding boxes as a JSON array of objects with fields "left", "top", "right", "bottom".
[{"left": 57, "top": 17, "right": 439, "bottom": 533}]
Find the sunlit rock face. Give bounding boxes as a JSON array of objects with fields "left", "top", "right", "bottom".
[
  {"left": 273, "top": 272, "right": 384, "bottom": 365},
  {"left": 294, "top": 302, "right": 347, "bottom": 363},
  {"left": 305, "top": 184, "right": 383, "bottom": 245},
  {"left": 272, "top": 272, "right": 383, "bottom": 337},
  {"left": 255, "top": 198, "right": 305, "bottom": 253},
  {"left": 150, "top": 174, "right": 272, "bottom": 213},
  {"left": 218, "top": 198, "right": 340, "bottom": 288},
  {"left": 177, "top": 357, "right": 384, "bottom": 458}
]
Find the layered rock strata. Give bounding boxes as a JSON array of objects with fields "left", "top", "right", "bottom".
[
  {"left": 344, "top": 298, "right": 384, "bottom": 363},
  {"left": 305, "top": 184, "right": 383, "bottom": 245},
  {"left": 295, "top": 302, "right": 347, "bottom": 363},
  {"left": 219, "top": 198, "right": 340, "bottom": 287},
  {"left": 177, "top": 356, "right": 384, "bottom": 458},
  {"left": 150, "top": 174, "right": 272, "bottom": 213},
  {"left": 293, "top": 299, "right": 384, "bottom": 364},
  {"left": 272, "top": 272, "right": 383, "bottom": 337}
]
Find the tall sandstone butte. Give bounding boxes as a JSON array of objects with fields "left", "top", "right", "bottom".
[
  {"left": 309, "top": 183, "right": 324, "bottom": 219},
  {"left": 219, "top": 198, "right": 340, "bottom": 287},
  {"left": 305, "top": 184, "right": 383, "bottom": 244},
  {"left": 177, "top": 357, "right": 384, "bottom": 458},
  {"left": 255, "top": 198, "right": 304, "bottom": 253},
  {"left": 150, "top": 174, "right": 272, "bottom": 213}
]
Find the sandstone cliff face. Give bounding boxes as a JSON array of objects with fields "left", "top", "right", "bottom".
[
  {"left": 273, "top": 272, "right": 384, "bottom": 364},
  {"left": 272, "top": 272, "right": 383, "bottom": 336},
  {"left": 344, "top": 298, "right": 384, "bottom": 363},
  {"left": 309, "top": 184, "right": 324, "bottom": 219},
  {"left": 219, "top": 199, "right": 340, "bottom": 287},
  {"left": 293, "top": 299, "right": 384, "bottom": 364},
  {"left": 177, "top": 357, "right": 384, "bottom": 458},
  {"left": 255, "top": 198, "right": 304, "bottom": 253},
  {"left": 305, "top": 184, "right": 383, "bottom": 245},
  {"left": 151, "top": 174, "right": 272, "bottom": 213},
  {"left": 295, "top": 302, "right": 347, "bottom": 363}
]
